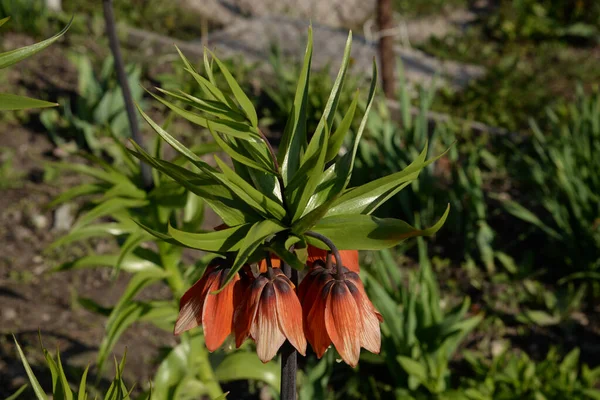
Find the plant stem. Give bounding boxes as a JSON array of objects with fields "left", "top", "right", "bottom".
[
  {"left": 377, "top": 0, "right": 396, "bottom": 99},
  {"left": 305, "top": 231, "right": 344, "bottom": 276},
  {"left": 280, "top": 262, "right": 298, "bottom": 400},
  {"left": 102, "top": 0, "right": 153, "bottom": 191}
]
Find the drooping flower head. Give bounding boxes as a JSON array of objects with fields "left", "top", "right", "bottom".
[
  {"left": 234, "top": 266, "right": 307, "bottom": 363},
  {"left": 299, "top": 252, "right": 383, "bottom": 367},
  {"left": 174, "top": 259, "right": 251, "bottom": 352}
]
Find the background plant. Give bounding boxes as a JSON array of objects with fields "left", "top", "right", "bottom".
[
  {"left": 40, "top": 53, "right": 145, "bottom": 158},
  {"left": 499, "top": 87, "right": 600, "bottom": 279}
]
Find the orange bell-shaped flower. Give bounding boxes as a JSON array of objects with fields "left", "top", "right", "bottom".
[
  {"left": 234, "top": 268, "right": 307, "bottom": 363},
  {"left": 174, "top": 261, "right": 250, "bottom": 352},
  {"left": 299, "top": 261, "right": 382, "bottom": 367}
]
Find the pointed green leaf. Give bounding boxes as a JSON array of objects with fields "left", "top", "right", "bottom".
[
  {"left": 114, "top": 232, "right": 150, "bottom": 275},
  {"left": 55, "top": 351, "right": 74, "bottom": 400},
  {"left": 47, "top": 222, "right": 135, "bottom": 250},
  {"left": 47, "top": 184, "right": 106, "bottom": 209},
  {"left": 207, "top": 123, "right": 275, "bottom": 173},
  {"left": 147, "top": 89, "right": 258, "bottom": 139},
  {"left": 13, "top": 336, "right": 47, "bottom": 400},
  {"left": 217, "top": 220, "right": 286, "bottom": 292},
  {"left": 156, "top": 87, "right": 247, "bottom": 122},
  {"left": 278, "top": 26, "right": 313, "bottom": 184},
  {"left": 168, "top": 223, "right": 252, "bottom": 252},
  {"left": 0, "top": 18, "right": 71, "bottom": 69},
  {"left": 98, "top": 275, "right": 167, "bottom": 373},
  {"left": 327, "top": 144, "right": 447, "bottom": 216},
  {"left": 214, "top": 156, "right": 286, "bottom": 219},
  {"left": 0, "top": 16, "right": 10, "bottom": 28},
  {"left": 50, "top": 161, "right": 128, "bottom": 185},
  {"left": 72, "top": 198, "right": 148, "bottom": 229},
  {"left": 286, "top": 119, "right": 330, "bottom": 222},
  {"left": 310, "top": 205, "right": 450, "bottom": 250},
  {"left": 0, "top": 93, "right": 57, "bottom": 110},
  {"left": 208, "top": 50, "right": 258, "bottom": 126},
  {"left": 53, "top": 253, "right": 159, "bottom": 273},
  {"left": 325, "top": 90, "right": 359, "bottom": 162},
  {"left": 136, "top": 102, "right": 211, "bottom": 166},
  {"left": 77, "top": 365, "right": 90, "bottom": 400},
  {"left": 128, "top": 142, "right": 260, "bottom": 225},
  {"left": 5, "top": 384, "right": 29, "bottom": 400}
]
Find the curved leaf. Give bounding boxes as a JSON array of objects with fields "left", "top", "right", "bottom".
[
  {"left": 0, "top": 17, "right": 71, "bottom": 69},
  {"left": 310, "top": 205, "right": 450, "bottom": 250},
  {"left": 216, "top": 352, "right": 280, "bottom": 393},
  {"left": 168, "top": 223, "right": 252, "bottom": 252}
]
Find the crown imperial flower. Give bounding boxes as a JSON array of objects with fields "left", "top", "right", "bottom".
[
  {"left": 299, "top": 254, "right": 383, "bottom": 366},
  {"left": 234, "top": 267, "right": 307, "bottom": 362},
  {"left": 174, "top": 260, "right": 250, "bottom": 352}
]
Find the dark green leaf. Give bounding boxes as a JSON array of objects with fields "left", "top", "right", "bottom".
[
  {"left": 168, "top": 223, "right": 252, "bottom": 252},
  {"left": 326, "top": 90, "right": 359, "bottom": 162},
  {"left": 214, "top": 156, "right": 286, "bottom": 219},
  {"left": 310, "top": 205, "right": 450, "bottom": 250},
  {"left": 278, "top": 26, "right": 313, "bottom": 184},
  {"left": 72, "top": 198, "right": 148, "bottom": 229},
  {"left": 217, "top": 220, "right": 286, "bottom": 292},
  {"left": 208, "top": 50, "right": 258, "bottom": 126},
  {"left": 207, "top": 123, "right": 275, "bottom": 173}
]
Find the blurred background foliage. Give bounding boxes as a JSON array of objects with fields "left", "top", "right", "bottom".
[{"left": 2, "top": 0, "right": 600, "bottom": 399}]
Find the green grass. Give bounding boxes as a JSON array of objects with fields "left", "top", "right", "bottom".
[
  {"left": 420, "top": 26, "right": 600, "bottom": 131},
  {"left": 62, "top": 0, "right": 219, "bottom": 40}
]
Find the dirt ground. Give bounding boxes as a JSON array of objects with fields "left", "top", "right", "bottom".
[{"left": 0, "top": 122, "right": 178, "bottom": 397}]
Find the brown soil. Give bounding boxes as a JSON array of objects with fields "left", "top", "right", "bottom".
[{"left": 0, "top": 123, "right": 176, "bottom": 397}]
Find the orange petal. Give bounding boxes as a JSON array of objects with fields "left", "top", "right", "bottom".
[
  {"left": 234, "top": 275, "right": 268, "bottom": 347},
  {"left": 274, "top": 277, "right": 307, "bottom": 356},
  {"left": 346, "top": 280, "right": 381, "bottom": 354},
  {"left": 251, "top": 283, "right": 286, "bottom": 363},
  {"left": 340, "top": 250, "right": 360, "bottom": 273},
  {"left": 325, "top": 282, "right": 361, "bottom": 367},
  {"left": 174, "top": 266, "right": 218, "bottom": 335},
  {"left": 202, "top": 271, "right": 238, "bottom": 352},
  {"left": 345, "top": 272, "right": 383, "bottom": 322},
  {"left": 297, "top": 264, "right": 325, "bottom": 302},
  {"left": 257, "top": 256, "right": 282, "bottom": 273},
  {"left": 307, "top": 246, "right": 328, "bottom": 265},
  {"left": 305, "top": 280, "right": 334, "bottom": 358}
]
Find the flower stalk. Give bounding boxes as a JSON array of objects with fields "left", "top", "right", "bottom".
[{"left": 280, "top": 262, "right": 298, "bottom": 400}]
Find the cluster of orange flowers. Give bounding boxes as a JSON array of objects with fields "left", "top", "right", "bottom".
[{"left": 174, "top": 246, "right": 383, "bottom": 367}]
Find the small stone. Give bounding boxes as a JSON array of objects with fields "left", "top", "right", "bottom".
[
  {"left": 3, "top": 307, "right": 17, "bottom": 320},
  {"left": 31, "top": 214, "right": 49, "bottom": 230},
  {"left": 33, "top": 255, "right": 43, "bottom": 263},
  {"left": 53, "top": 203, "right": 75, "bottom": 232}
]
